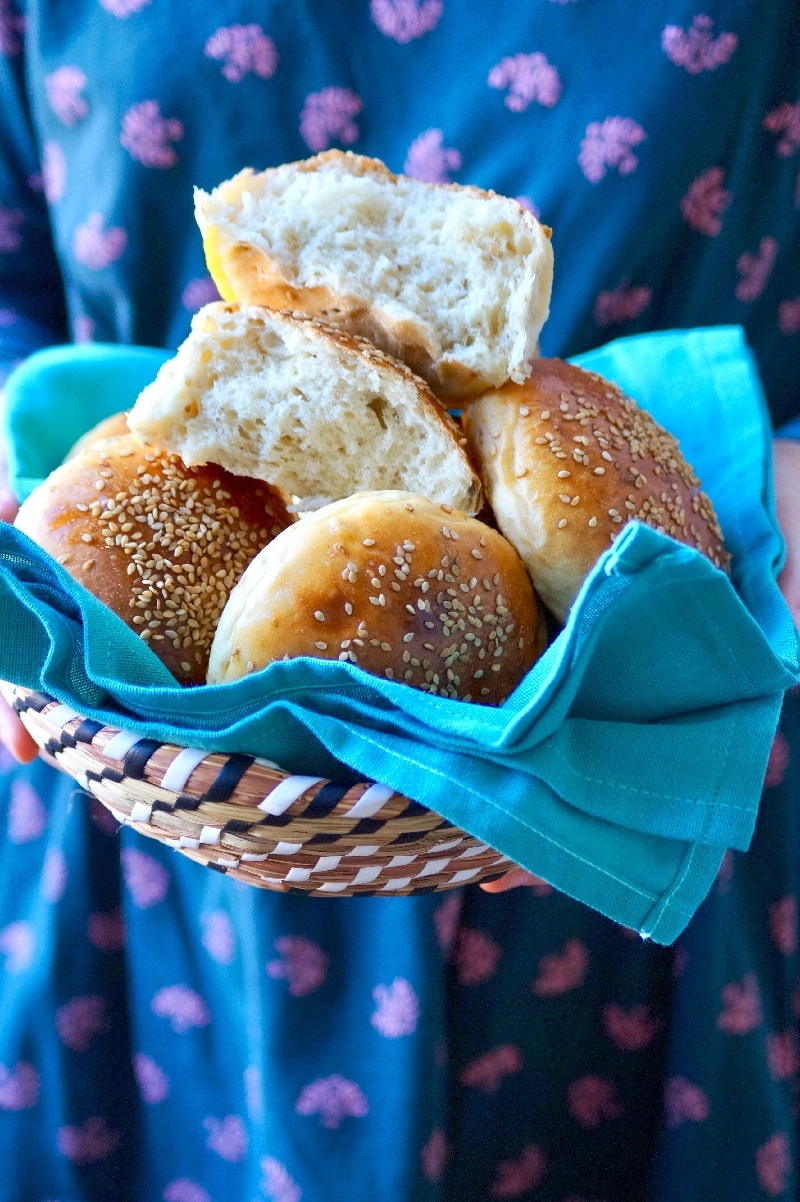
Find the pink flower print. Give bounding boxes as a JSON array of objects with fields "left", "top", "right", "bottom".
[
  {"left": 681, "top": 166, "right": 732, "bottom": 236},
  {"left": 487, "top": 53, "right": 562, "bottom": 112},
  {"left": 204, "top": 25, "right": 278, "bottom": 83},
  {"left": 8, "top": 778, "right": 46, "bottom": 842},
  {"left": 40, "top": 846, "right": 66, "bottom": 903},
  {"left": 98, "top": 0, "right": 152, "bottom": 18},
  {"left": 133, "top": 1053, "right": 169, "bottom": 1103},
  {"left": 45, "top": 66, "right": 88, "bottom": 126},
  {"left": 490, "top": 1144, "right": 546, "bottom": 1197},
  {"left": 567, "top": 1075, "right": 623, "bottom": 1129},
  {"left": 371, "top": 977, "right": 420, "bottom": 1037},
  {"left": 663, "top": 1076, "right": 710, "bottom": 1128},
  {"left": 0, "top": 0, "right": 24, "bottom": 56},
  {"left": 0, "top": 1061, "right": 39, "bottom": 1110},
  {"left": 73, "top": 213, "right": 127, "bottom": 270},
  {"left": 260, "top": 1156, "right": 302, "bottom": 1202},
  {"left": 602, "top": 1003, "right": 661, "bottom": 1050},
  {"left": 121, "top": 847, "right": 170, "bottom": 908},
  {"left": 779, "top": 297, "right": 800, "bottom": 336},
  {"left": 434, "top": 890, "right": 463, "bottom": 955},
  {"left": 370, "top": 0, "right": 443, "bottom": 43},
  {"left": 74, "top": 316, "right": 95, "bottom": 344},
  {"left": 578, "top": 118, "right": 646, "bottom": 183},
  {"left": 0, "top": 207, "right": 23, "bottom": 253},
  {"left": 454, "top": 927, "right": 502, "bottom": 985},
  {"left": 0, "top": 920, "right": 34, "bottom": 972},
  {"left": 756, "top": 1132, "right": 792, "bottom": 1197},
  {"left": 717, "top": 972, "right": 762, "bottom": 1034},
  {"left": 42, "top": 140, "right": 66, "bottom": 205},
  {"left": 181, "top": 277, "right": 221, "bottom": 312},
  {"left": 735, "top": 236, "right": 777, "bottom": 303},
  {"left": 203, "top": 1113, "right": 248, "bottom": 1162},
  {"left": 300, "top": 88, "right": 362, "bottom": 154},
  {"left": 266, "top": 935, "right": 329, "bottom": 996},
  {"left": 88, "top": 908, "right": 126, "bottom": 953},
  {"left": 404, "top": 129, "right": 461, "bottom": 184},
  {"left": 770, "top": 896, "right": 798, "bottom": 955},
  {"left": 56, "top": 1116, "right": 120, "bottom": 1164},
  {"left": 151, "top": 985, "right": 211, "bottom": 1034},
  {"left": 421, "top": 1129, "right": 449, "bottom": 1183},
  {"left": 764, "top": 102, "right": 800, "bottom": 158},
  {"left": 459, "top": 1044, "right": 523, "bottom": 1093},
  {"left": 296, "top": 1074, "right": 368, "bottom": 1128},
  {"left": 56, "top": 995, "right": 108, "bottom": 1052},
  {"left": 661, "top": 15, "right": 737, "bottom": 74},
  {"left": 767, "top": 1030, "right": 799, "bottom": 1081},
  {"left": 200, "top": 911, "right": 235, "bottom": 965},
  {"left": 120, "top": 100, "right": 183, "bottom": 169},
  {"left": 532, "top": 939, "right": 589, "bottom": 996},
  {"left": 163, "top": 1181, "right": 210, "bottom": 1202},
  {"left": 764, "top": 729, "right": 790, "bottom": 787},
  {"left": 593, "top": 280, "right": 652, "bottom": 328}
]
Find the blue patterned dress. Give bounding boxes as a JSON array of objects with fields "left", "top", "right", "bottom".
[{"left": 0, "top": 3, "right": 799, "bottom": 1199}]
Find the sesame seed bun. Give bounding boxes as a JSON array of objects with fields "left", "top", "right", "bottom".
[
  {"left": 207, "top": 491, "right": 548, "bottom": 705},
  {"left": 63, "top": 411, "right": 132, "bottom": 461},
  {"left": 462, "top": 359, "right": 730, "bottom": 623},
  {"left": 15, "top": 435, "right": 295, "bottom": 685}
]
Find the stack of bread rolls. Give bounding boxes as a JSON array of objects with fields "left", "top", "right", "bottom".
[{"left": 15, "top": 150, "right": 728, "bottom": 705}]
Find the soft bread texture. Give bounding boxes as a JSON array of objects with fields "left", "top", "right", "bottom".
[
  {"left": 194, "top": 150, "right": 554, "bottom": 401},
  {"left": 462, "top": 359, "right": 730, "bottom": 623},
  {"left": 207, "top": 491, "right": 547, "bottom": 705},
  {"left": 15, "top": 435, "right": 295, "bottom": 685},
  {"left": 128, "top": 301, "right": 482, "bottom": 514}
]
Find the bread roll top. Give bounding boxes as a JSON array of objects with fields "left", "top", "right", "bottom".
[
  {"left": 208, "top": 490, "right": 547, "bottom": 705},
  {"left": 194, "top": 150, "right": 553, "bottom": 401},
  {"left": 15, "top": 435, "right": 295, "bottom": 684},
  {"left": 462, "top": 359, "right": 730, "bottom": 623}
]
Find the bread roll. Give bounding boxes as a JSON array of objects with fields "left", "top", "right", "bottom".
[
  {"left": 462, "top": 359, "right": 730, "bottom": 623},
  {"left": 194, "top": 150, "right": 554, "bottom": 401},
  {"left": 15, "top": 435, "right": 295, "bottom": 684},
  {"left": 128, "top": 301, "right": 482, "bottom": 515},
  {"left": 207, "top": 491, "right": 547, "bottom": 705}
]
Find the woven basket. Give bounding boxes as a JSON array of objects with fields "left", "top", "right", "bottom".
[{"left": 1, "top": 682, "right": 511, "bottom": 895}]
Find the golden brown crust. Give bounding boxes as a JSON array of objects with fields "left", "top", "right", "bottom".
[
  {"left": 208, "top": 491, "right": 547, "bottom": 705},
  {"left": 15, "top": 435, "right": 295, "bottom": 685},
  {"left": 462, "top": 360, "right": 730, "bottom": 622}
]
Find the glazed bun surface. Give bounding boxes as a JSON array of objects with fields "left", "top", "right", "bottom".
[
  {"left": 15, "top": 435, "right": 295, "bottom": 684},
  {"left": 462, "top": 359, "right": 729, "bottom": 623},
  {"left": 194, "top": 150, "right": 553, "bottom": 401},
  {"left": 128, "top": 302, "right": 481, "bottom": 515},
  {"left": 208, "top": 491, "right": 547, "bottom": 705}
]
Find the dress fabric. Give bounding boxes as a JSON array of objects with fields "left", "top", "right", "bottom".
[{"left": 0, "top": 2, "right": 798, "bottom": 1199}]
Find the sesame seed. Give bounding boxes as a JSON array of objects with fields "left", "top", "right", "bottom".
[
  {"left": 558, "top": 518, "right": 568, "bottom": 529},
  {"left": 314, "top": 610, "right": 325, "bottom": 622}
]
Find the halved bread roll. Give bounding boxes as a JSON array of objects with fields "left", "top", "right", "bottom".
[
  {"left": 194, "top": 150, "right": 553, "bottom": 401},
  {"left": 128, "top": 302, "right": 482, "bottom": 515}
]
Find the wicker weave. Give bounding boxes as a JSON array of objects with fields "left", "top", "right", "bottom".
[{"left": 1, "top": 683, "right": 511, "bottom": 895}]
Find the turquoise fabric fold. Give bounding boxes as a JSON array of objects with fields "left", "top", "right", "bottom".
[{"left": 1, "top": 326, "right": 796, "bottom": 943}]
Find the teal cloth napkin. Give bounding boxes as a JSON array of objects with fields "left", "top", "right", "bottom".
[{"left": 1, "top": 327, "right": 797, "bottom": 943}]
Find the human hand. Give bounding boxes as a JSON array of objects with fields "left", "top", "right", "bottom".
[
  {"left": 480, "top": 868, "right": 546, "bottom": 893},
  {"left": 773, "top": 438, "right": 800, "bottom": 631}
]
